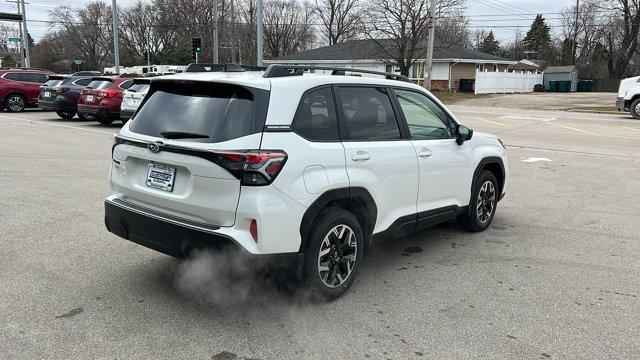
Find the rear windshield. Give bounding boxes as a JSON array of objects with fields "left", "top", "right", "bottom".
[
  {"left": 87, "top": 80, "right": 113, "bottom": 89},
  {"left": 44, "top": 78, "right": 70, "bottom": 87},
  {"left": 127, "top": 83, "right": 149, "bottom": 93},
  {"left": 129, "top": 82, "right": 269, "bottom": 143}
]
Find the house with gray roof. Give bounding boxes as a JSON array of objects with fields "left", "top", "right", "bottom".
[{"left": 265, "top": 39, "right": 515, "bottom": 91}]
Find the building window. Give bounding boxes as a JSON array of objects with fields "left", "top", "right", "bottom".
[
  {"left": 493, "top": 64, "right": 498, "bottom": 72},
  {"left": 385, "top": 64, "right": 393, "bottom": 73},
  {"left": 476, "top": 64, "right": 484, "bottom": 72}
]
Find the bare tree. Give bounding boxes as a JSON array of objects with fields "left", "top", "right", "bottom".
[
  {"left": 49, "top": 1, "right": 114, "bottom": 70},
  {"left": 363, "top": 0, "right": 463, "bottom": 76},
  {"left": 262, "top": 0, "right": 315, "bottom": 58},
  {"left": 435, "top": 15, "right": 470, "bottom": 49},
  {"left": 313, "top": 0, "right": 362, "bottom": 45}
]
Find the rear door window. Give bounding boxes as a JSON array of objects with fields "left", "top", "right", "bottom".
[
  {"left": 22, "top": 73, "right": 48, "bottom": 83},
  {"left": 336, "top": 86, "right": 401, "bottom": 140},
  {"left": 87, "top": 80, "right": 113, "bottom": 89},
  {"left": 129, "top": 81, "right": 268, "bottom": 143},
  {"left": 292, "top": 87, "right": 339, "bottom": 141}
]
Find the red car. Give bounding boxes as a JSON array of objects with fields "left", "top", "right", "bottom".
[
  {"left": 0, "top": 68, "right": 52, "bottom": 112},
  {"left": 78, "top": 75, "right": 135, "bottom": 124}
]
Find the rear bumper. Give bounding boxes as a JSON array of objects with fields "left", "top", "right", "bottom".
[
  {"left": 616, "top": 97, "right": 628, "bottom": 111},
  {"left": 77, "top": 104, "right": 98, "bottom": 117},
  {"left": 120, "top": 108, "right": 135, "bottom": 121},
  {"left": 98, "top": 105, "right": 121, "bottom": 120},
  {"left": 37, "top": 99, "right": 55, "bottom": 110},
  {"left": 53, "top": 97, "right": 76, "bottom": 112},
  {"left": 104, "top": 195, "right": 301, "bottom": 262}
]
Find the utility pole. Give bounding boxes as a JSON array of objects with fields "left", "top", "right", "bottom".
[
  {"left": 212, "top": 0, "right": 219, "bottom": 63},
  {"left": 572, "top": 0, "right": 579, "bottom": 64},
  {"left": 230, "top": 0, "right": 236, "bottom": 64},
  {"left": 19, "top": 0, "right": 30, "bottom": 68},
  {"left": 146, "top": 26, "right": 150, "bottom": 67},
  {"left": 14, "top": 0, "right": 24, "bottom": 67},
  {"left": 256, "top": 0, "right": 263, "bottom": 66},
  {"left": 111, "top": 0, "right": 120, "bottom": 74},
  {"left": 424, "top": 0, "right": 436, "bottom": 90}
]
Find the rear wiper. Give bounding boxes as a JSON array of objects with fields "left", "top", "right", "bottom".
[{"left": 160, "top": 131, "right": 210, "bottom": 139}]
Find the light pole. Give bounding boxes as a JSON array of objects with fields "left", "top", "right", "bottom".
[
  {"left": 19, "top": 0, "right": 30, "bottom": 68},
  {"left": 111, "top": 0, "right": 120, "bottom": 74},
  {"left": 256, "top": 0, "right": 263, "bottom": 66},
  {"left": 424, "top": 0, "right": 436, "bottom": 90}
]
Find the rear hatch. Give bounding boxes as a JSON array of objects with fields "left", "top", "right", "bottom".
[
  {"left": 111, "top": 78, "right": 271, "bottom": 227},
  {"left": 79, "top": 77, "right": 114, "bottom": 106},
  {"left": 39, "top": 75, "right": 70, "bottom": 101},
  {"left": 121, "top": 81, "right": 150, "bottom": 111}
]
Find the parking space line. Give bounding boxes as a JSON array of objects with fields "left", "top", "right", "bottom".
[
  {"left": 545, "top": 121, "right": 600, "bottom": 136},
  {"left": 0, "top": 115, "right": 115, "bottom": 135},
  {"left": 623, "top": 126, "right": 640, "bottom": 132},
  {"left": 474, "top": 117, "right": 509, "bottom": 127}
]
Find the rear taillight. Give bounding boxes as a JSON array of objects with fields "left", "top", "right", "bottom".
[
  {"left": 99, "top": 90, "right": 119, "bottom": 98},
  {"left": 211, "top": 150, "right": 287, "bottom": 186}
]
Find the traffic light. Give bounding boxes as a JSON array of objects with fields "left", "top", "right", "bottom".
[{"left": 191, "top": 37, "right": 202, "bottom": 58}]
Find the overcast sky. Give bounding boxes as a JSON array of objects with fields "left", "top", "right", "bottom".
[{"left": 1, "top": 0, "right": 576, "bottom": 43}]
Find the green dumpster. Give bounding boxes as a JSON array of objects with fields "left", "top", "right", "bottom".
[
  {"left": 577, "top": 80, "right": 593, "bottom": 92},
  {"left": 548, "top": 80, "right": 558, "bottom": 92},
  {"left": 558, "top": 80, "right": 571, "bottom": 92},
  {"left": 459, "top": 79, "right": 474, "bottom": 92}
]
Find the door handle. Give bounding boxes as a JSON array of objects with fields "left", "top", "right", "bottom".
[
  {"left": 418, "top": 148, "right": 432, "bottom": 158},
  {"left": 351, "top": 151, "right": 371, "bottom": 161}
]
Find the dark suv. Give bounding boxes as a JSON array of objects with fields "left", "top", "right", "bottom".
[
  {"left": 38, "top": 75, "right": 70, "bottom": 116},
  {"left": 51, "top": 76, "right": 95, "bottom": 119},
  {"left": 0, "top": 68, "right": 51, "bottom": 112}
]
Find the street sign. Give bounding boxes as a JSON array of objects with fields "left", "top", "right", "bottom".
[
  {"left": 0, "top": 12, "right": 22, "bottom": 22},
  {"left": 8, "top": 37, "right": 20, "bottom": 43},
  {"left": 74, "top": 59, "right": 83, "bottom": 65}
]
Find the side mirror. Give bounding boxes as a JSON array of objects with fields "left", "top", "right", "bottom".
[{"left": 456, "top": 125, "right": 473, "bottom": 145}]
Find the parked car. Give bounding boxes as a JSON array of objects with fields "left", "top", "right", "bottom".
[
  {"left": 78, "top": 75, "right": 135, "bottom": 124},
  {"left": 105, "top": 65, "right": 508, "bottom": 300},
  {"left": 0, "top": 68, "right": 51, "bottom": 112},
  {"left": 120, "top": 80, "right": 150, "bottom": 121},
  {"left": 52, "top": 76, "right": 95, "bottom": 120},
  {"left": 616, "top": 75, "right": 640, "bottom": 119},
  {"left": 38, "top": 75, "right": 71, "bottom": 115}
]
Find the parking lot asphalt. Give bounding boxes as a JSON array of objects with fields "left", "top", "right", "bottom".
[{"left": 1, "top": 107, "right": 639, "bottom": 359}]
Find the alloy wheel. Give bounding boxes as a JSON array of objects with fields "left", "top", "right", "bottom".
[
  {"left": 317, "top": 224, "right": 357, "bottom": 288},
  {"left": 8, "top": 96, "right": 24, "bottom": 112},
  {"left": 476, "top": 181, "right": 496, "bottom": 223}
]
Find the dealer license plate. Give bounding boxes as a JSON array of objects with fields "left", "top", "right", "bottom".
[
  {"left": 86, "top": 95, "right": 94, "bottom": 102},
  {"left": 146, "top": 163, "right": 176, "bottom": 192}
]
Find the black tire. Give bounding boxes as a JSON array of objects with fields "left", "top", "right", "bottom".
[
  {"left": 96, "top": 117, "right": 114, "bottom": 125},
  {"left": 630, "top": 98, "right": 640, "bottom": 120},
  {"left": 458, "top": 170, "right": 499, "bottom": 232},
  {"left": 301, "top": 207, "right": 364, "bottom": 301},
  {"left": 56, "top": 110, "right": 76, "bottom": 119},
  {"left": 5, "top": 94, "right": 26, "bottom": 112}
]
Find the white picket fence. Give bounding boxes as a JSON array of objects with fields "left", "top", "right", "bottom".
[{"left": 474, "top": 70, "right": 543, "bottom": 94}]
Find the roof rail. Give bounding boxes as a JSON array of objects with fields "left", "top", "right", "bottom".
[
  {"left": 185, "top": 63, "right": 267, "bottom": 73},
  {"left": 262, "top": 64, "right": 411, "bottom": 82},
  {"left": 0, "top": 67, "right": 51, "bottom": 72}
]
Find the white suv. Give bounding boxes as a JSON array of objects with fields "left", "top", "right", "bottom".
[{"left": 105, "top": 65, "right": 508, "bottom": 300}]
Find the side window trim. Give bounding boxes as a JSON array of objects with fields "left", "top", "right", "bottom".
[
  {"left": 334, "top": 84, "right": 407, "bottom": 142},
  {"left": 391, "top": 87, "right": 458, "bottom": 140},
  {"left": 291, "top": 84, "right": 341, "bottom": 142}
]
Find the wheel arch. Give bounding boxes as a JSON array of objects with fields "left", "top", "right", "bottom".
[
  {"left": 474, "top": 157, "right": 505, "bottom": 198},
  {"left": 299, "top": 187, "right": 377, "bottom": 252}
]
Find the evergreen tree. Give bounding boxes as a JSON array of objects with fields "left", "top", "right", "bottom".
[
  {"left": 479, "top": 31, "right": 500, "bottom": 55},
  {"left": 523, "top": 15, "right": 551, "bottom": 54}
]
